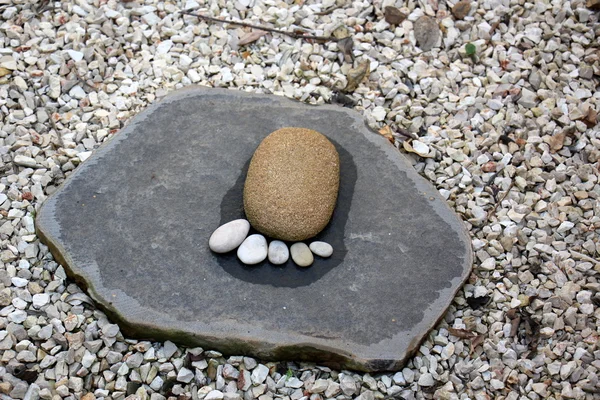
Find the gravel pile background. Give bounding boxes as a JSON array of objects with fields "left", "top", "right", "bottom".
[{"left": 0, "top": 0, "right": 599, "bottom": 399}]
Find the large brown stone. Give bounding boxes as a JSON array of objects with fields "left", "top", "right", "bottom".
[{"left": 243, "top": 127, "right": 340, "bottom": 241}]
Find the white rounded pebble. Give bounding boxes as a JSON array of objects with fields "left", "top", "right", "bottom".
[
  {"left": 268, "top": 240, "right": 289, "bottom": 265},
  {"left": 209, "top": 219, "right": 250, "bottom": 253},
  {"left": 237, "top": 234, "right": 268, "bottom": 265},
  {"left": 309, "top": 241, "right": 333, "bottom": 258},
  {"left": 290, "top": 243, "right": 314, "bottom": 267}
]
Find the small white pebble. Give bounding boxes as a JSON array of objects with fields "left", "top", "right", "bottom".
[
  {"left": 309, "top": 241, "right": 333, "bottom": 258},
  {"left": 268, "top": 240, "right": 289, "bottom": 265}
]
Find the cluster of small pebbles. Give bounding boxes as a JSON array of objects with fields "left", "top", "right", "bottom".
[
  {"left": 209, "top": 219, "right": 332, "bottom": 267},
  {"left": 0, "top": 0, "right": 599, "bottom": 399}
]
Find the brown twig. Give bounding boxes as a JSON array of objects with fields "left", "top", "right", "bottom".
[
  {"left": 314, "top": 5, "right": 342, "bottom": 15},
  {"left": 485, "top": 180, "right": 515, "bottom": 220},
  {"left": 181, "top": 11, "right": 339, "bottom": 42},
  {"left": 470, "top": 179, "right": 515, "bottom": 236}
]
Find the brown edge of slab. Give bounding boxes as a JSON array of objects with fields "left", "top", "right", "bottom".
[{"left": 35, "top": 86, "right": 474, "bottom": 372}]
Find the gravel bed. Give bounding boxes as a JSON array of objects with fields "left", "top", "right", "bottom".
[{"left": 1, "top": 0, "right": 599, "bottom": 399}]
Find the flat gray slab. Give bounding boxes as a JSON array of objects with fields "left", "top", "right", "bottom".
[{"left": 37, "top": 87, "right": 472, "bottom": 372}]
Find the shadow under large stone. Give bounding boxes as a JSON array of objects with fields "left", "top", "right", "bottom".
[{"left": 36, "top": 86, "right": 473, "bottom": 372}]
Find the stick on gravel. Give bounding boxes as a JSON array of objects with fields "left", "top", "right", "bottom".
[{"left": 181, "top": 11, "right": 340, "bottom": 42}]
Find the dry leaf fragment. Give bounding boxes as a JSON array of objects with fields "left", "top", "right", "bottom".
[
  {"left": 587, "top": 0, "right": 600, "bottom": 10},
  {"left": 549, "top": 131, "right": 566, "bottom": 152},
  {"left": 384, "top": 6, "right": 406, "bottom": 25},
  {"left": 509, "top": 315, "right": 521, "bottom": 337},
  {"left": 506, "top": 307, "right": 519, "bottom": 319},
  {"left": 342, "top": 59, "right": 370, "bottom": 93},
  {"left": 448, "top": 327, "right": 477, "bottom": 339},
  {"left": 452, "top": 1, "right": 471, "bottom": 20},
  {"left": 337, "top": 37, "right": 354, "bottom": 62},
  {"left": 581, "top": 107, "right": 598, "bottom": 128},
  {"left": 469, "top": 334, "right": 485, "bottom": 354},
  {"left": 0, "top": 67, "right": 11, "bottom": 77},
  {"left": 238, "top": 30, "right": 268, "bottom": 46},
  {"left": 523, "top": 313, "right": 541, "bottom": 351},
  {"left": 378, "top": 125, "right": 394, "bottom": 144},
  {"left": 488, "top": 20, "right": 500, "bottom": 37}
]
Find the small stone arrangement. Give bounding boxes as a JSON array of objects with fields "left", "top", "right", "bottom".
[
  {"left": 209, "top": 127, "right": 339, "bottom": 267},
  {"left": 209, "top": 219, "right": 333, "bottom": 267}
]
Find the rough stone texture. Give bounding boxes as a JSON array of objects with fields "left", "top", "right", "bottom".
[
  {"left": 244, "top": 127, "right": 340, "bottom": 241},
  {"left": 36, "top": 87, "right": 472, "bottom": 372}
]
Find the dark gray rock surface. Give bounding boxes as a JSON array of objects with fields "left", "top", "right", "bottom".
[{"left": 36, "top": 87, "right": 473, "bottom": 372}]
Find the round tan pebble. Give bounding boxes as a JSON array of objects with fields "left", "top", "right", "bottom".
[
  {"left": 243, "top": 127, "right": 340, "bottom": 241},
  {"left": 290, "top": 243, "right": 314, "bottom": 267}
]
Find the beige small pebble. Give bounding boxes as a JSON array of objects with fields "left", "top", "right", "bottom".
[{"left": 290, "top": 243, "right": 313, "bottom": 267}]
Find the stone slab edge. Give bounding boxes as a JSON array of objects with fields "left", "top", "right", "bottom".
[{"left": 36, "top": 86, "right": 473, "bottom": 372}]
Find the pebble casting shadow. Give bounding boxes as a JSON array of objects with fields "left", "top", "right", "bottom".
[
  {"left": 217, "top": 137, "right": 355, "bottom": 288},
  {"left": 36, "top": 86, "right": 473, "bottom": 372}
]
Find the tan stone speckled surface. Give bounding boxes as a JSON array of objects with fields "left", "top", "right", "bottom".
[{"left": 243, "top": 127, "right": 340, "bottom": 241}]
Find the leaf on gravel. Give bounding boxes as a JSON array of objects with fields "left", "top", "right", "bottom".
[
  {"left": 510, "top": 315, "right": 521, "bottom": 337},
  {"left": 466, "top": 295, "right": 490, "bottom": 310},
  {"left": 0, "top": 67, "right": 11, "bottom": 77},
  {"left": 506, "top": 307, "right": 519, "bottom": 319},
  {"left": 452, "top": 0, "right": 471, "bottom": 20},
  {"left": 549, "top": 131, "right": 566, "bottom": 152},
  {"left": 378, "top": 125, "right": 394, "bottom": 144},
  {"left": 414, "top": 16, "right": 440, "bottom": 51},
  {"left": 342, "top": 59, "right": 370, "bottom": 92},
  {"left": 522, "top": 312, "right": 541, "bottom": 351},
  {"left": 238, "top": 30, "right": 268, "bottom": 46},
  {"left": 581, "top": 107, "right": 598, "bottom": 128},
  {"left": 587, "top": 0, "right": 600, "bottom": 10},
  {"left": 448, "top": 327, "right": 477, "bottom": 339},
  {"left": 469, "top": 334, "right": 485, "bottom": 354},
  {"left": 384, "top": 6, "right": 406, "bottom": 25},
  {"left": 337, "top": 37, "right": 354, "bottom": 62}
]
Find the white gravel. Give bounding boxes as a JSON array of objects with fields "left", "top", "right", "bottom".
[{"left": 1, "top": 0, "right": 599, "bottom": 399}]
